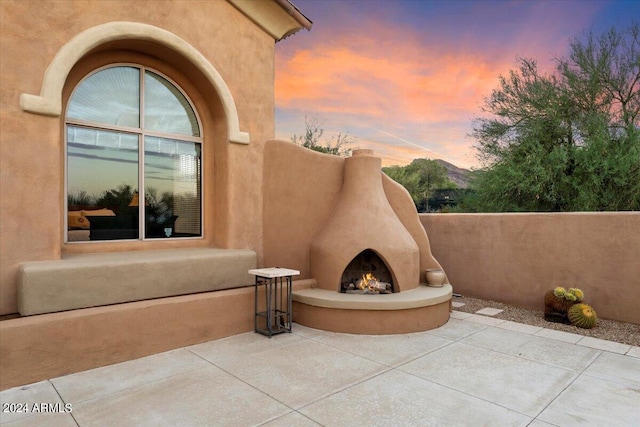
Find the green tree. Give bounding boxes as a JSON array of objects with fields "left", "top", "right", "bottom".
[
  {"left": 67, "top": 190, "right": 94, "bottom": 209},
  {"left": 383, "top": 164, "right": 421, "bottom": 201},
  {"left": 383, "top": 158, "right": 454, "bottom": 212},
  {"left": 95, "top": 184, "right": 137, "bottom": 215},
  {"left": 145, "top": 187, "right": 175, "bottom": 224},
  {"left": 291, "top": 115, "right": 356, "bottom": 156},
  {"left": 471, "top": 23, "right": 640, "bottom": 212}
]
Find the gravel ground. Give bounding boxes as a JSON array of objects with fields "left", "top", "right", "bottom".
[{"left": 453, "top": 295, "right": 640, "bottom": 347}]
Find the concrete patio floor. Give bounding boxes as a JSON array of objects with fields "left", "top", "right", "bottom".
[{"left": 2, "top": 310, "right": 639, "bottom": 426}]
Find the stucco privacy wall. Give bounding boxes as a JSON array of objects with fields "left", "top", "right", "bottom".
[
  {"left": 0, "top": 0, "right": 278, "bottom": 314},
  {"left": 420, "top": 212, "right": 640, "bottom": 325}
]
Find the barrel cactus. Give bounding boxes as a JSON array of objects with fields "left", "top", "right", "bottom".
[
  {"left": 544, "top": 286, "right": 586, "bottom": 324},
  {"left": 568, "top": 303, "right": 597, "bottom": 329},
  {"left": 545, "top": 287, "right": 578, "bottom": 313},
  {"left": 568, "top": 288, "right": 584, "bottom": 302},
  {"left": 553, "top": 286, "right": 567, "bottom": 297},
  {"left": 544, "top": 289, "right": 558, "bottom": 307}
]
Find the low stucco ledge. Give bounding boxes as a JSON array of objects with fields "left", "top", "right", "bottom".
[
  {"left": 292, "top": 284, "right": 452, "bottom": 311},
  {"left": 18, "top": 248, "right": 257, "bottom": 316}
]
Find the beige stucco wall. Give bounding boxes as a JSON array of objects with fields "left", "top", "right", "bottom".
[
  {"left": 420, "top": 213, "right": 640, "bottom": 325},
  {"left": 0, "top": 0, "right": 276, "bottom": 314},
  {"left": 263, "top": 141, "right": 345, "bottom": 279},
  {"left": 0, "top": 287, "right": 257, "bottom": 390}
]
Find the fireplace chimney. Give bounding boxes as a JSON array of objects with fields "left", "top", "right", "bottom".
[{"left": 309, "top": 149, "right": 420, "bottom": 292}]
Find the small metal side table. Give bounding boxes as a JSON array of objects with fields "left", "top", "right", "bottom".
[{"left": 249, "top": 268, "right": 300, "bottom": 337}]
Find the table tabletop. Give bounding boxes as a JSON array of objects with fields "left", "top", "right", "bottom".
[{"left": 248, "top": 267, "right": 301, "bottom": 278}]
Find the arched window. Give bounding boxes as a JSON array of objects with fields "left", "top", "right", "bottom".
[{"left": 65, "top": 65, "right": 202, "bottom": 242}]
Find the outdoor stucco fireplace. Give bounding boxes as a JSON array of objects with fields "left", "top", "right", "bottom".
[
  {"left": 292, "top": 149, "right": 453, "bottom": 334},
  {"left": 309, "top": 149, "right": 420, "bottom": 293}
]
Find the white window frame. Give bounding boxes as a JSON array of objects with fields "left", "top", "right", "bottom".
[{"left": 64, "top": 63, "right": 204, "bottom": 243}]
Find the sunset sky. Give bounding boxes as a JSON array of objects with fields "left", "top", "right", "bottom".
[{"left": 274, "top": 0, "right": 639, "bottom": 169}]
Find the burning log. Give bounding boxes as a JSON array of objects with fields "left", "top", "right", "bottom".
[
  {"left": 341, "top": 272, "right": 392, "bottom": 294},
  {"left": 355, "top": 273, "right": 391, "bottom": 292},
  {"left": 346, "top": 289, "right": 379, "bottom": 294}
]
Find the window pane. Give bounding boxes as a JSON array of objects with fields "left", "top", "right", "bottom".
[
  {"left": 144, "top": 71, "right": 200, "bottom": 136},
  {"left": 67, "top": 125, "right": 139, "bottom": 241},
  {"left": 144, "top": 136, "right": 201, "bottom": 238},
  {"left": 67, "top": 67, "right": 140, "bottom": 128}
]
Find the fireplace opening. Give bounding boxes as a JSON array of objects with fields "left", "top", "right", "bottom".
[{"left": 341, "top": 249, "right": 394, "bottom": 294}]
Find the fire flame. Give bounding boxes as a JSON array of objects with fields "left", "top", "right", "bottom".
[{"left": 359, "top": 272, "right": 380, "bottom": 291}]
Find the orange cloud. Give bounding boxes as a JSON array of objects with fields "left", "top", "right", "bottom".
[
  {"left": 275, "top": 1, "right": 607, "bottom": 170},
  {"left": 275, "top": 34, "right": 514, "bottom": 127}
]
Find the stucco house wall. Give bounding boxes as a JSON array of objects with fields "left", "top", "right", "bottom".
[{"left": 0, "top": 0, "right": 299, "bottom": 315}]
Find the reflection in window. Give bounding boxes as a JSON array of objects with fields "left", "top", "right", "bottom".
[
  {"left": 66, "top": 65, "right": 202, "bottom": 242},
  {"left": 67, "top": 67, "right": 140, "bottom": 128},
  {"left": 144, "top": 71, "right": 200, "bottom": 136},
  {"left": 67, "top": 126, "right": 139, "bottom": 240},
  {"left": 144, "top": 137, "right": 201, "bottom": 239}
]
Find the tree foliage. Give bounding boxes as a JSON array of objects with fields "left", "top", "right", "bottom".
[
  {"left": 145, "top": 187, "right": 175, "bottom": 225},
  {"left": 75, "top": 185, "right": 176, "bottom": 221},
  {"left": 471, "top": 23, "right": 640, "bottom": 212},
  {"left": 95, "top": 184, "right": 137, "bottom": 215},
  {"left": 291, "top": 116, "right": 356, "bottom": 156},
  {"left": 383, "top": 158, "right": 455, "bottom": 212},
  {"left": 67, "top": 190, "right": 94, "bottom": 209}
]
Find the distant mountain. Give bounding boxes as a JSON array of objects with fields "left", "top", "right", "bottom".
[{"left": 434, "top": 159, "right": 472, "bottom": 188}]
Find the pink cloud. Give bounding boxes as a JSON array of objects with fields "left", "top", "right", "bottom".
[
  {"left": 275, "top": 0, "right": 608, "bottom": 169},
  {"left": 276, "top": 29, "right": 517, "bottom": 127}
]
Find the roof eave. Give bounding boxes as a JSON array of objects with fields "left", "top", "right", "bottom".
[{"left": 228, "top": 0, "right": 312, "bottom": 42}]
